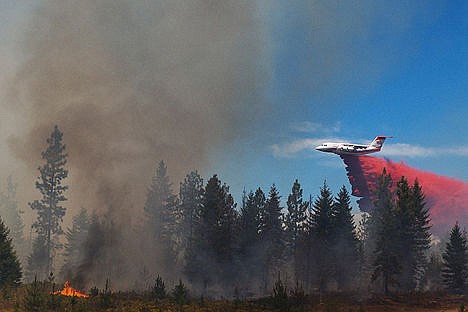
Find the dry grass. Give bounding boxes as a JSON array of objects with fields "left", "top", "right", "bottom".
[{"left": 0, "top": 285, "right": 467, "bottom": 311}]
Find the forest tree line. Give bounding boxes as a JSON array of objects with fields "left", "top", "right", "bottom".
[{"left": 0, "top": 126, "right": 468, "bottom": 297}]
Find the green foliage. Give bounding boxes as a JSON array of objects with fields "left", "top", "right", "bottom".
[
  {"left": 98, "top": 278, "right": 113, "bottom": 309},
  {"left": 285, "top": 179, "right": 309, "bottom": 286},
  {"left": 442, "top": 222, "right": 468, "bottom": 293},
  {"left": 172, "top": 279, "right": 189, "bottom": 305},
  {"left": 371, "top": 173, "right": 432, "bottom": 294},
  {"left": 310, "top": 181, "right": 335, "bottom": 291},
  {"left": 151, "top": 275, "right": 167, "bottom": 300},
  {"left": 0, "top": 176, "right": 25, "bottom": 256},
  {"left": 332, "top": 185, "right": 359, "bottom": 290},
  {"left": 272, "top": 272, "right": 288, "bottom": 311},
  {"left": 23, "top": 276, "right": 46, "bottom": 312},
  {"left": 0, "top": 218, "right": 22, "bottom": 288},
  {"left": 285, "top": 179, "right": 308, "bottom": 250},
  {"left": 180, "top": 171, "right": 204, "bottom": 282},
  {"left": 144, "top": 161, "right": 178, "bottom": 276},
  {"left": 261, "top": 184, "right": 285, "bottom": 291},
  {"left": 62, "top": 207, "right": 90, "bottom": 275},
  {"left": 190, "top": 174, "right": 238, "bottom": 289},
  {"left": 371, "top": 169, "right": 400, "bottom": 295},
  {"left": 29, "top": 125, "right": 68, "bottom": 277}
]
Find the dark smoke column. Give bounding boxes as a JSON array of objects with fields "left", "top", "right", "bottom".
[{"left": 341, "top": 155, "right": 468, "bottom": 236}]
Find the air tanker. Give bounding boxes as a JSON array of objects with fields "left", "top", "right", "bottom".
[{"left": 315, "top": 136, "right": 392, "bottom": 156}]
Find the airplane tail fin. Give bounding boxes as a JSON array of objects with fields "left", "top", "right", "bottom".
[{"left": 370, "top": 136, "right": 392, "bottom": 149}]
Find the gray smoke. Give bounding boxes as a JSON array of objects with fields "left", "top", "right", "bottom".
[{"left": 9, "top": 0, "right": 269, "bottom": 214}]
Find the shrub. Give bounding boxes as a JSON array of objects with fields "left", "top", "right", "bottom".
[
  {"left": 151, "top": 275, "right": 167, "bottom": 300},
  {"left": 172, "top": 279, "right": 189, "bottom": 305}
]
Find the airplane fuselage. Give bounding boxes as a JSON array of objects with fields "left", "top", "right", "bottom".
[
  {"left": 315, "top": 143, "right": 380, "bottom": 155},
  {"left": 315, "top": 136, "right": 392, "bottom": 156}
]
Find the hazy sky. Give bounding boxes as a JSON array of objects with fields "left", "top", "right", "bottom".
[{"left": 1, "top": 1, "right": 467, "bottom": 218}]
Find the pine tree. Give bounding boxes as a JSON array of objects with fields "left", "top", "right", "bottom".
[
  {"left": 145, "top": 160, "right": 173, "bottom": 239},
  {"left": 442, "top": 222, "right": 468, "bottom": 293},
  {"left": 284, "top": 179, "right": 308, "bottom": 283},
  {"left": 144, "top": 161, "right": 177, "bottom": 276},
  {"left": 61, "top": 207, "right": 90, "bottom": 278},
  {"left": 310, "top": 181, "right": 334, "bottom": 291},
  {"left": 193, "top": 175, "right": 238, "bottom": 290},
  {"left": 28, "top": 125, "right": 68, "bottom": 278},
  {"left": 391, "top": 176, "right": 431, "bottom": 291},
  {"left": 26, "top": 237, "right": 48, "bottom": 282},
  {"left": 332, "top": 185, "right": 359, "bottom": 291},
  {"left": 0, "top": 218, "right": 22, "bottom": 287},
  {"left": 394, "top": 176, "right": 415, "bottom": 290},
  {"left": 23, "top": 276, "right": 46, "bottom": 311},
  {"left": 261, "top": 184, "right": 285, "bottom": 293},
  {"left": 238, "top": 187, "right": 266, "bottom": 288},
  {"left": 239, "top": 188, "right": 265, "bottom": 255},
  {"left": 179, "top": 171, "right": 204, "bottom": 270},
  {"left": 0, "top": 176, "right": 24, "bottom": 257},
  {"left": 285, "top": 180, "right": 308, "bottom": 251},
  {"left": 179, "top": 171, "right": 204, "bottom": 255},
  {"left": 371, "top": 169, "right": 400, "bottom": 295},
  {"left": 411, "top": 179, "right": 431, "bottom": 288}
]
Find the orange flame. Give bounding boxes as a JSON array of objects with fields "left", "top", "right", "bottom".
[{"left": 52, "top": 281, "right": 89, "bottom": 298}]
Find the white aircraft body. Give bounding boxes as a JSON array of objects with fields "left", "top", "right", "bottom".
[{"left": 315, "top": 136, "right": 392, "bottom": 156}]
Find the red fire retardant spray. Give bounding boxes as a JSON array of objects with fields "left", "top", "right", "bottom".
[{"left": 341, "top": 155, "right": 468, "bottom": 236}]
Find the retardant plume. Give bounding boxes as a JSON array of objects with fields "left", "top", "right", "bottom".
[{"left": 341, "top": 155, "right": 468, "bottom": 235}]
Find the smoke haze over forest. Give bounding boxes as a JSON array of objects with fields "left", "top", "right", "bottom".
[{"left": 0, "top": 0, "right": 467, "bottom": 292}]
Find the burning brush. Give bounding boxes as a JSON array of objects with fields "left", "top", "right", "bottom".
[{"left": 52, "top": 281, "right": 89, "bottom": 298}]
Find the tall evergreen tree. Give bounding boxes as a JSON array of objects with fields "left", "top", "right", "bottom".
[
  {"left": 442, "top": 222, "right": 468, "bottom": 293},
  {"left": 309, "top": 181, "right": 334, "bottom": 291},
  {"left": 284, "top": 179, "right": 308, "bottom": 282},
  {"left": 371, "top": 169, "right": 400, "bottom": 295},
  {"left": 411, "top": 179, "right": 431, "bottom": 288},
  {"left": 332, "top": 185, "right": 359, "bottom": 290},
  {"left": 179, "top": 171, "right": 204, "bottom": 252},
  {"left": 393, "top": 176, "right": 415, "bottom": 290},
  {"left": 193, "top": 175, "right": 238, "bottom": 291},
  {"left": 0, "top": 218, "right": 22, "bottom": 287},
  {"left": 260, "top": 184, "right": 285, "bottom": 293},
  {"left": 179, "top": 171, "right": 204, "bottom": 278},
  {"left": 239, "top": 188, "right": 265, "bottom": 254},
  {"left": 61, "top": 207, "right": 90, "bottom": 278},
  {"left": 28, "top": 125, "right": 68, "bottom": 278},
  {"left": 285, "top": 180, "right": 308, "bottom": 250},
  {"left": 144, "top": 161, "right": 177, "bottom": 276},
  {"left": 144, "top": 160, "right": 173, "bottom": 239},
  {"left": 392, "top": 176, "right": 431, "bottom": 291},
  {"left": 238, "top": 187, "right": 266, "bottom": 288},
  {"left": 0, "top": 176, "right": 24, "bottom": 256}
]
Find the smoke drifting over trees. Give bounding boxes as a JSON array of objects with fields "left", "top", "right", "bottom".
[
  {"left": 1, "top": 0, "right": 466, "bottom": 300},
  {"left": 7, "top": 1, "right": 269, "bottom": 289},
  {"left": 8, "top": 0, "right": 269, "bottom": 214}
]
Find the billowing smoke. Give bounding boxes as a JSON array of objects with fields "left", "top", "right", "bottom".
[
  {"left": 8, "top": 0, "right": 268, "bottom": 213},
  {"left": 341, "top": 155, "right": 468, "bottom": 235},
  {"left": 6, "top": 0, "right": 269, "bottom": 288}
]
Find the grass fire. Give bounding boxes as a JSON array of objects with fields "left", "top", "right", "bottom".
[{"left": 52, "top": 281, "right": 89, "bottom": 298}]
